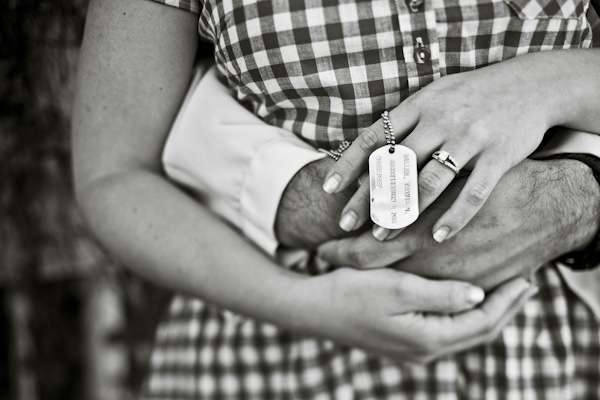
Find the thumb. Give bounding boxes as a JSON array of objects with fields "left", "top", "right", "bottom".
[{"left": 393, "top": 273, "right": 485, "bottom": 314}]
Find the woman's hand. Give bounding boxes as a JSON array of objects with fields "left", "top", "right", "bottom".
[
  {"left": 318, "top": 159, "right": 600, "bottom": 290},
  {"left": 323, "top": 56, "right": 560, "bottom": 242},
  {"left": 297, "top": 268, "right": 535, "bottom": 363}
]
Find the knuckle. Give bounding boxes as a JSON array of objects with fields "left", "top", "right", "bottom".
[
  {"left": 465, "top": 125, "right": 491, "bottom": 146},
  {"left": 358, "top": 252, "right": 376, "bottom": 269},
  {"left": 444, "top": 287, "right": 463, "bottom": 310},
  {"left": 404, "top": 234, "right": 424, "bottom": 256},
  {"left": 466, "top": 182, "right": 491, "bottom": 207},
  {"left": 392, "top": 277, "right": 410, "bottom": 300},
  {"left": 347, "top": 247, "right": 363, "bottom": 266},
  {"left": 358, "top": 127, "right": 381, "bottom": 151},
  {"left": 418, "top": 171, "right": 443, "bottom": 197},
  {"left": 357, "top": 185, "right": 371, "bottom": 204},
  {"left": 339, "top": 155, "right": 359, "bottom": 172},
  {"left": 349, "top": 246, "right": 372, "bottom": 268}
]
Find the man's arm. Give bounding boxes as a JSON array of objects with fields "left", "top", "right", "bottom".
[
  {"left": 317, "top": 158, "right": 600, "bottom": 289},
  {"left": 163, "top": 66, "right": 326, "bottom": 254},
  {"left": 167, "top": 65, "right": 600, "bottom": 258},
  {"left": 73, "top": 1, "right": 533, "bottom": 361}
]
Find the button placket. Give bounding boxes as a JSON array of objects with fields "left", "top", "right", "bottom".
[
  {"left": 414, "top": 36, "right": 431, "bottom": 63},
  {"left": 395, "top": 0, "right": 440, "bottom": 92},
  {"left": 408, "top": 0, "right": 424, "bottom": 12}
]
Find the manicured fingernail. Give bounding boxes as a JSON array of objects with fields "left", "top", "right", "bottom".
[
  {"left": 323, "top": 174, "right": 341, "bottom": 194},
  {"left": 433, "top": 226, "right": 450, "bottom": 243},
  {"left": 357, "top": 174, "right": 368, "bottom": 187},
  {"left": 339, "top": 211, "right": 357, "bottom": 232},
  {"left": 468, "top": 286, "right": 485, "bottom": 305},
  {"left": 373, "top": 226, "right": 391, "bottom": 241},
  {"left": 531, "top": 286, "right": 539, "bottom": 295},
  {"left": 527, "top": 283, "right": 539, "bottom": 296}
]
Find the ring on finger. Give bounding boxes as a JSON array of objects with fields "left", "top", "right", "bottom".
[{"left": 431, "top": 150, "right": 460, "bottom": 174}]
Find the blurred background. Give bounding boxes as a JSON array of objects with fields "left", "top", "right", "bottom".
[
  {"left": 1, "top": 1, "right": 173, "bottom": 399},
  {"left": 1, "top": 1, "right": 599, "bottom": 400}
]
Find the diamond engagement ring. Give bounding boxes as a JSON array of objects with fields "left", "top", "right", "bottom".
[{"left": 431, "top": 150, "right": 460, "bottom": 174}]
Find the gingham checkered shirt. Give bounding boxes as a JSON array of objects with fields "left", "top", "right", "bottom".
[
  {"left": 166, "top": 0, "right": 592, "bottom": 148},
  {"left": 143, "top": 1, "right": 599, "bottom": 399}
]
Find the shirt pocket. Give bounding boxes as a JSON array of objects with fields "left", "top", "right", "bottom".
[
  {"left": 504, "top": 0, "right": 587, "bottom": 19},
  {"left": 434, "top": 0, "right": 587, "bottom": 22}
]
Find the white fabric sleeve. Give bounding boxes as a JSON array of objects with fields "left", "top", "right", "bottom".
[
  {"left": 162, "top": 66, "right": 325, "bottom": 256},
  {"left": 532, "top": 128, "right": 600, "bottom": 159}
]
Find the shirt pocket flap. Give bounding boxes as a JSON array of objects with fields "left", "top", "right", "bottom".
[{"left": 502, "top": 0, "right": 587, "bottom": 19}]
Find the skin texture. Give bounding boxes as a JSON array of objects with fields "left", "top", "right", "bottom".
[
  {"left": 277, "top": 157, "right": 600, "bottom": 290},
  {"left": 321, "top": 50, "right": 600, "bottom": 243},
  {"left": 318, "top": 159, "right": 600, "bottom": 290},
  {"left": 72, "top": 0, "right": 533, "bottom": 363}
]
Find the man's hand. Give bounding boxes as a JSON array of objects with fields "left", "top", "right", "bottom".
[
  {"left": 275, "top": 157, "right": 359, "bottom": 248},
  {"left": 318, "top": 159, "right": 600, "bottom": 289}
]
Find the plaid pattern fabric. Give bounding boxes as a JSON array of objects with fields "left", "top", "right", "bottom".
[
  {"left": 141, "top": 267, "right": 600, "bottom": 399},
  {"left": 194, "top": 0, "right": 592, "bottom": 148},
  {"left": 151, "top": 0, "right": 201, "bottom": 13},
  {"left": 143, "top": 0, "right": 599, "bottom": 398}
]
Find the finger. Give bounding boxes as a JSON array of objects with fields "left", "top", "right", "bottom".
[
  {"left": 439, "top": 278, "right": 532, "bottom": 344},
  {"left": 391, "top": 274, "right": 486, "bottom": 313},
  {"left": 318, "top": 231, "right": 420, "bottom": 269},
  {"left": 357, "top": 171, "right": 369, "bottom": 187},
  {"left": 417, "top": 158, "right": 462, "bottom": 215},
  {"left": 372, "top": 225, "right": 392, "bottom": 241},
  {"left": 399, "top": 126, "right": 445, "bottom": 169},
  {"left": 323, "top": 108, "right": 419, "bottom": 194},
  {"left": 423, "top": 283, "right": 538, "bottom": 362},
  {"left": 371, "top": 225, "right": 404, "bottom": 242},
  {"left": 385, "top": 228, "right": 404, "bottom": 241},
  {"left": 432, "top": 156, "right": 505, "bottom": 243},
  {"left": 339, "top": 183, "right": 371, "bottom": 232}
]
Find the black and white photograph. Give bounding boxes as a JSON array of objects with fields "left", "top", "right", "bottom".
[{"left": 2, "top": 0, "right": 600, "bottom": 398}]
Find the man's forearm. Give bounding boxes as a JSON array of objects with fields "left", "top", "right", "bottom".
[
  {"left": 316, "top": 158, "right": 600, "bottom": 289},
  {"left": 275, "top": 157, "right": 359, "bottom": 248},
  {"left": 396, "top": 158, "right": 600, "bottom": 288}
]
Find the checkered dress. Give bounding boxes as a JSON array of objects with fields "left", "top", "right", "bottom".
[{"left": 142, "top": 0, "right": 600, "bottom": 398}]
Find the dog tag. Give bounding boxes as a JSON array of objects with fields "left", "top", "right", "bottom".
[{"left": 369, "top": 145, "right": 419, "bottom": 229}]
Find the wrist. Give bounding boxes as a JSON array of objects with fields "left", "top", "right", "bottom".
[
  {"left": 275, "top": 157, "right": 355, "bottom": 248},
  {"left": 541, "top": 159, "right": 600, "bottom": 255},
  {"left": 282, "top": 274, "right": 339, "bottom": 336},
  {"left": 545, "top": 155, "right": 600, "bottom": 269}
]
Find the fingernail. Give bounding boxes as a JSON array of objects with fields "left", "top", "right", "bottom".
[
  {"left": 468, "top": 286, "right": 485, "bottom": 305},
  {"left": 433, "top": 226, "right": 450, "bottom": 243},
  {"left": 519, "top": 281, "right": 538, "bottom": 301},
  {"left": 323, "top": 174, "right": 341, "bottom": 194},
  {"left": 529, "top": 285, "right": 539, "bottom": 296},
  {"left": 357, "top": 174, "right": 368, "bottom": 187},
  {"left": 339, "top": 211, "right": 357, "bottom": 232},
  {"left": 373, "top": 226, "right": 391, "bottom": 241}
]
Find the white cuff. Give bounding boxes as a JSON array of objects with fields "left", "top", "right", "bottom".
[
  {"left": 532, "top": 128, "right": 600, "bottom": 158},
  {"left": 241, "top": 139, "right": 324, "bottom": 255},
  {"left": 163, "top": 66, "right": 324, "bottom": 256}
]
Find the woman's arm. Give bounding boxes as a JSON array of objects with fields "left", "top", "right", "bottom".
[
  {"left": 71, "top": 0, "right": 308, "bottom": 326},
  {"left": 323, "top": 49, "right": 600, "bottom": 242},
  {"left": 72, "top": 0, "right": 536, "bottom": 363}
]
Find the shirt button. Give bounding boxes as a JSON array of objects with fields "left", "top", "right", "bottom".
[
  {"left": 414, "top": 37, "right": 431, "bottom": 63},
  {"left": 408, "top": 0, "right": 424, "bottom": 12}
]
